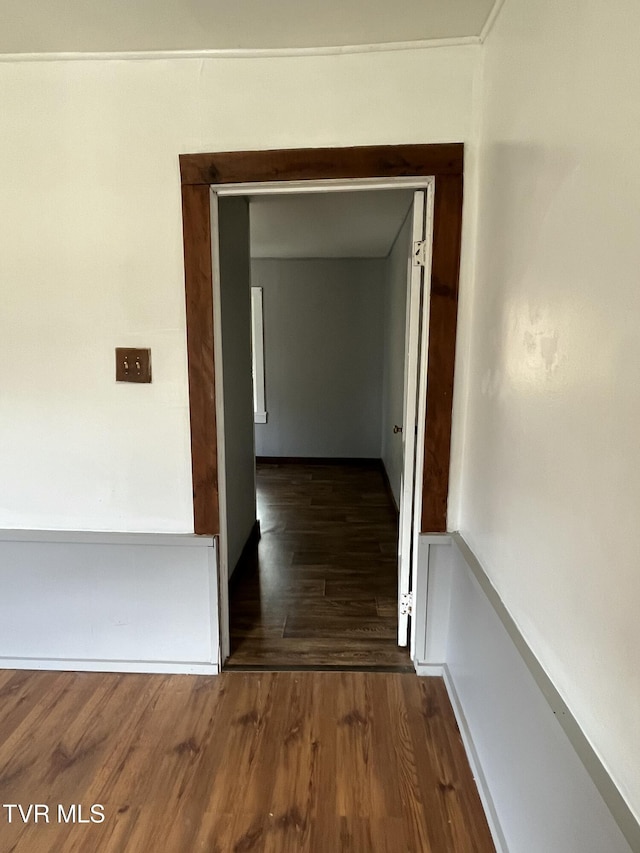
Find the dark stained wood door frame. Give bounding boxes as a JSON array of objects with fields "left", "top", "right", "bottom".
[{"left": 180, "top": 144, "right": 464, "bottom": 535}]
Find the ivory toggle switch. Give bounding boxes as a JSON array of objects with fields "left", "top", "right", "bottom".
[{"left": 115, "top": 348, "right": 152, "bottom": 383}]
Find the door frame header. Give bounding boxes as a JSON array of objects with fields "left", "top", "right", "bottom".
[{"left": 180, "top": 143, "right": 463, "bottom": 186}]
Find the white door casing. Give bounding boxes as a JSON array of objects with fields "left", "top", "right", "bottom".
[
  {"left": 409, "top": 185, "right": 434, "bottom": 658},
  {"left": 211, "top": 176, "right": 435, "bottom": 667},
  {"left": 397, "top": 186, "right": 434, "bottom": 653}
]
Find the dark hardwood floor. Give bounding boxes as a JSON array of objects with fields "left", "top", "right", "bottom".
[
  {"left": 0, "top": 669, "right": 494, "bottom": 852},
  {"left": 226, "top": 462, "right": 411, "bottom": 670}
]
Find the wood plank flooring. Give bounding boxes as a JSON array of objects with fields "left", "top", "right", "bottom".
[
  {"left": 0, "top": 669, "right": 494, "bottom": 852},
  {"left": 227, "top": 462, "right": 411, "bottom": 669}
]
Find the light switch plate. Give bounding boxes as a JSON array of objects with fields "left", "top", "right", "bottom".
[{"left": 116, "top": 348, "right": 152, "bottom": 383}]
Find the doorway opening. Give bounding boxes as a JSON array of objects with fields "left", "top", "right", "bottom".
[
  {"left": 179, "top": 144, "right": 464, "bottom": 672},
  {"left": 211, "top": 180, "right": 434, "bottom": 669}
]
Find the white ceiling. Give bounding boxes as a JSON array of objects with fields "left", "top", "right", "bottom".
[
  {"left": 249, "top": 190, "right": 414, "bottom": 259},
  {"left": 0, "top": 0, "right": 496, "bottom": 54}
]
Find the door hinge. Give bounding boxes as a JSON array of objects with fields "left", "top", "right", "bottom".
[
  {"left": 400, "top": 592, "right": 413, "bottom": 616},
  {"left": 413, "top": 240, "right": 426, "bottom": 267}
]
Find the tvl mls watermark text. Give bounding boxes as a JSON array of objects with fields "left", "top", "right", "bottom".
[{"left": 2, "top": 804, "right": 105, "bottom": 824}]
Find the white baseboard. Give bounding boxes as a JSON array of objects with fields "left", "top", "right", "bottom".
[
  {"left": 442, "top": 663, "right": 508, "bottom": 853},
  {"left": 0, "top": 657, "right": 219, "bottom": 675},
  {"left": 412, "top": 662, "right": 444, "bottom": 676}
]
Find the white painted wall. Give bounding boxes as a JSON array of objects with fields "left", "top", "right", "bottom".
[
  {"left": 252, "top": 258, "right": 385, "bottom": 458},
  {"left": 217, "top": 197, "right": 257, "bottom": 574},
  {"left": 0, "top": 46, "right": 479, "bottom": 532},
  {"left": 460, "top": 0, "right": 640, "bottom": 822},
  {"left": 380, "top": 209, "right": 412, "bottom": 505}
]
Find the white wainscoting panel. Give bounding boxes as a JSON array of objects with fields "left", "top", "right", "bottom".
[
  {"left": 413, "top": 534, "right": 453, "bottom": 667},
  {"left": 426, "top": 533, "right": 635, "bottom": 853},
  {"left": 0, "top": 532, "right": 219, "bottom": 674}
]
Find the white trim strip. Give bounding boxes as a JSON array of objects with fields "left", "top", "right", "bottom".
[
  {"left": 397, "top": 189, "right": 426, "bottom": 648},
  {"left": 409, "top": 184, "right": 435, "bottom": 656},
  {"left": 0, "top": 657, "right": 219, "bottom": 675},
  {"left": 413, "top": 663, "right": 444, "bottom": 677},
  {"left": 479, "top": 0, "right": 508, "bottom": 42},
  {"left": 206, "top": 543, "right": 220, "bottom": 669},
  {"left": 0, "top": 530, "right": 213, "bottom": 546},
  {"left": 215, "top": 176, "right": 437, "bottom": 196},
  {"left": 0, "top": 37, "right": 481, "bottom": 64},
  {"left": 442, "top": 663, "right": 509, "bottom": 853},
  {"left": 420, "top": 533, "right": 452, "bottom": 546},
  {"left": 209, "top": 189, "right": 231, "bottom": 666}
]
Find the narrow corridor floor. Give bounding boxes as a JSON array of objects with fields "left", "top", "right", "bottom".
[{"left": 226, "top": 461, "right": 412, "bottom": 669}]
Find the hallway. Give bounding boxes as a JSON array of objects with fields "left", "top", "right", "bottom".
[{"left": 226, "top": 462, "right": 412, "bottom": 670}]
